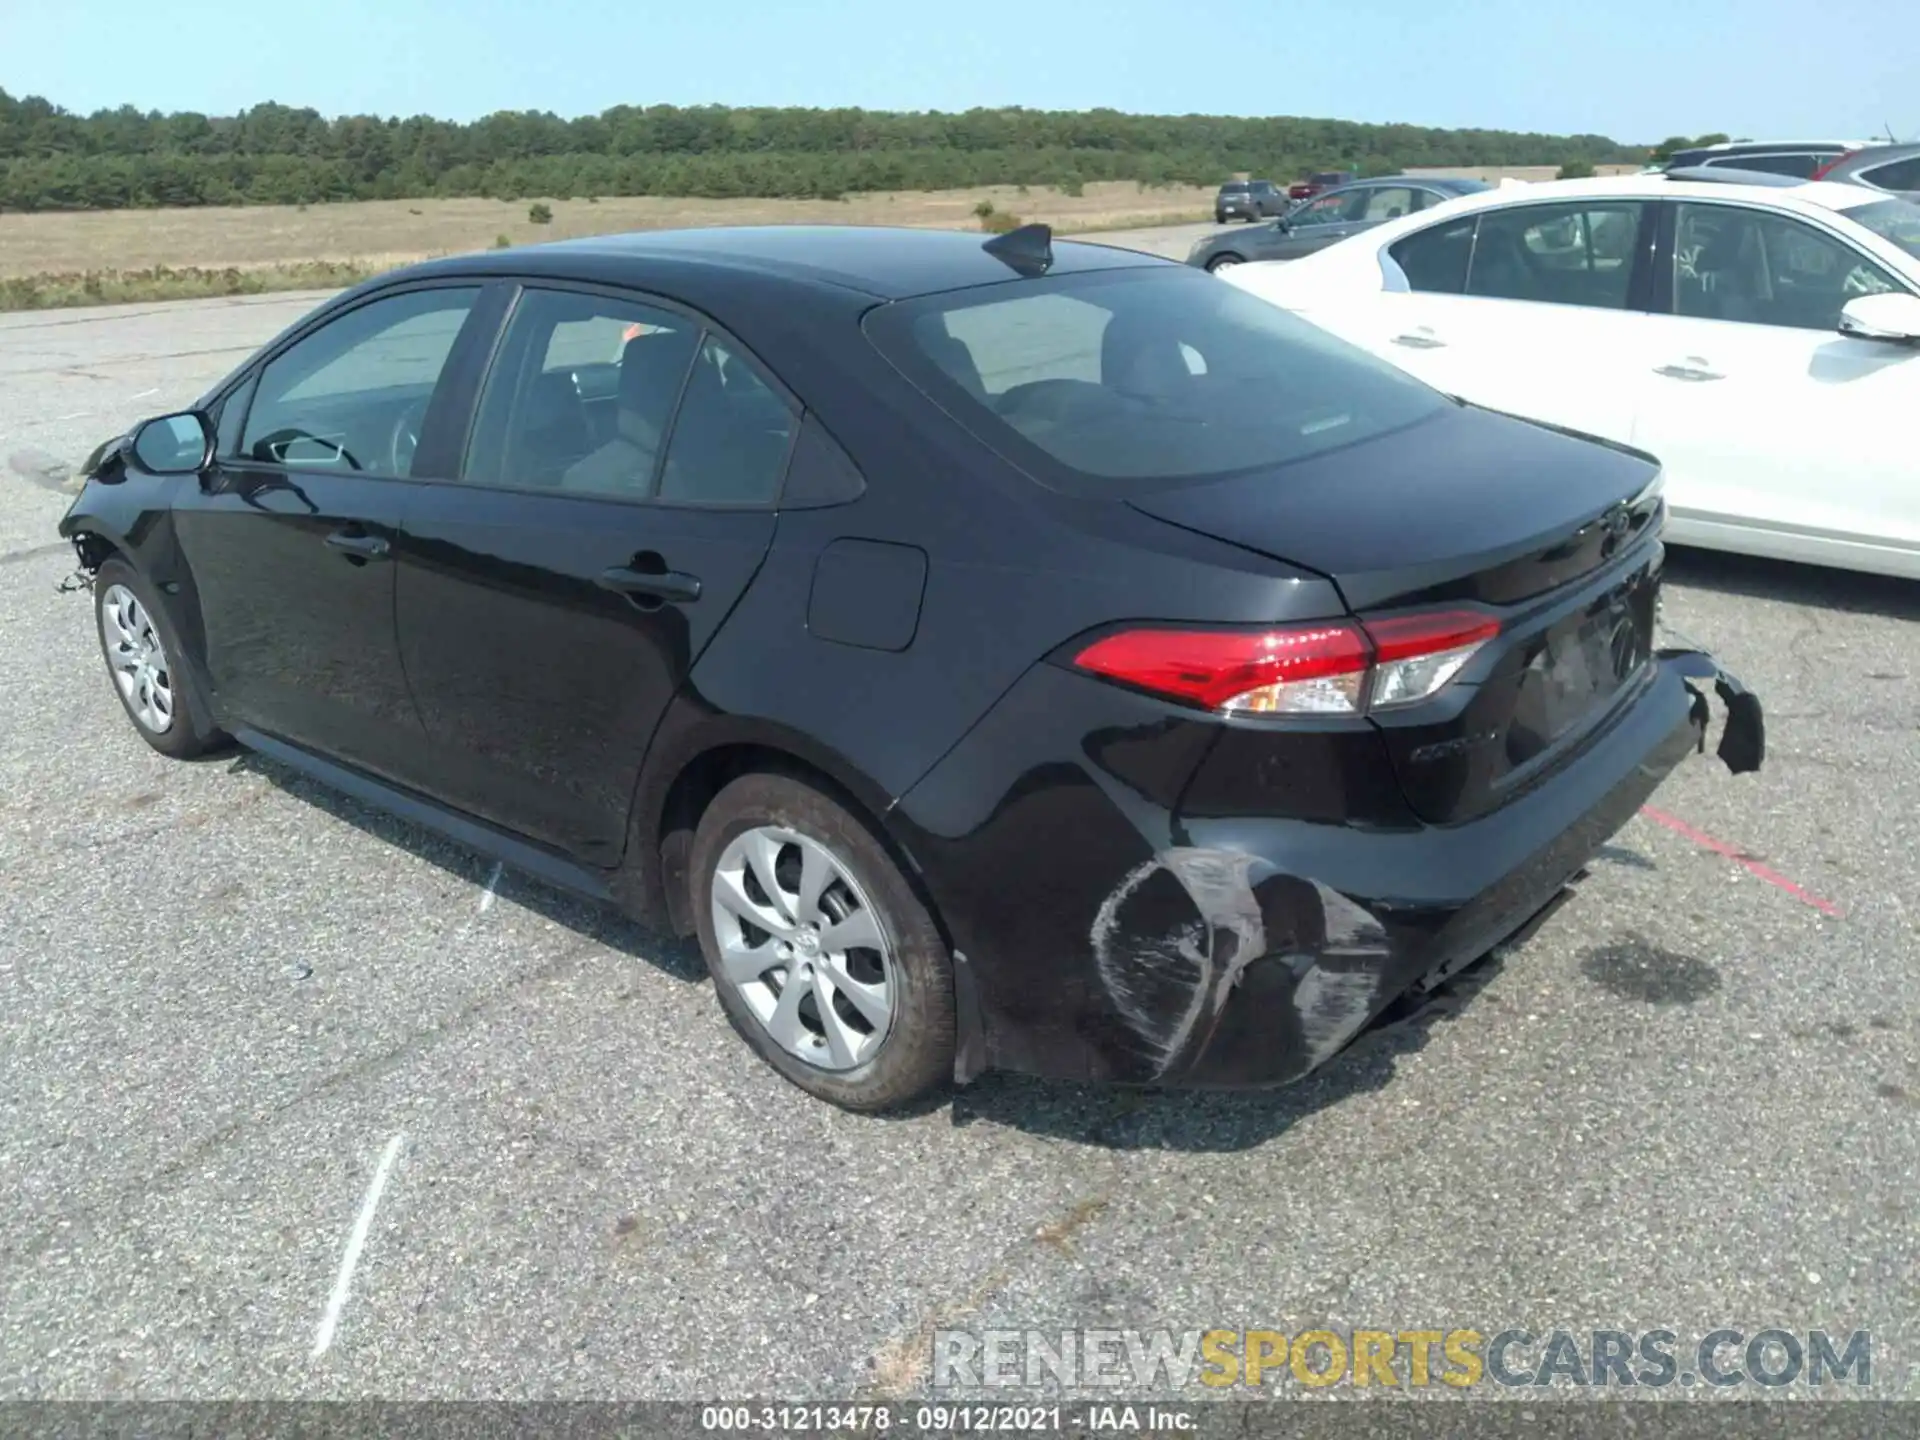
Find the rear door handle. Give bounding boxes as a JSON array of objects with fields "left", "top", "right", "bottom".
[
  {"left": 597, "top": 565, "right": 702, "bottom": 604},
  {"left": 1653, "top": 358, "right": 1723, "bottom": 381},
  {"left": 1391, "top": 328, "right": 1447, "bottom": 350},
  {"left": 325, "top": 528, "right": 390, "bottom": 561}
]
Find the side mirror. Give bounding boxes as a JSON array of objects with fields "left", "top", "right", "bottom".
[
  {"left": 125, "top": 411, "right": 214, "bottom": 475},
  {"left": 1838, "top": 293, "right": 1920, "bottom": 344}
]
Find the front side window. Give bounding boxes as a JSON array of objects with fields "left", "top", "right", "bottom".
[
  {"left": 1465, "top": 201, "right": 1647, "bottom": 310},
  {"left": 464, "top": 287, "right": 699, "bottom": 495},
  {"left": 865, "top": 267, "right": 1447, "bottom": 493},
  {"left": 1673, "top": 203, "right": 1899, "bottom": 330},
  {"left": 1291, "top": 191, "right": 1362, "bottom": 226},
  {"left": 240, "top": 286, "right": 481, "bottom": 476}
]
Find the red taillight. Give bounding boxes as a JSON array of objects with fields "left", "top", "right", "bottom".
[
  {"left": 1074, "top": 624, "right": 1371, "bottom": 715},
  {"left": 1073, "top": 610, "right": 1500, "bottom": 717},
  {"left": 1809, "top": 150, "right": 1859, "bottom": 182},
  {"left": 1363, "top": 610, "right": 1502, "bottom": 710}
]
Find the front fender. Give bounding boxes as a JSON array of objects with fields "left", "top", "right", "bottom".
[{"left": 57, "top": 472, "right": 181, "bottom": 580}]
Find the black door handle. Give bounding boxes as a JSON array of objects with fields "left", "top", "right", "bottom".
[
  {"left": 597, "top": 565, "right": 702, "bottom": 604},
  {"left": 325, "top": 528, "right": 390, "bottom": 561}
]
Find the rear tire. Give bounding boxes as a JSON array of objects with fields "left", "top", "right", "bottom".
[
  {"left": 1206, "top": 253, "right": 1246, "bottom": 273},
  {"left": 690, "top": 772, "right": 955, "bottom": 1112},
  {"left": 92, "top": 556, "right": 226, "bottom": 760}
]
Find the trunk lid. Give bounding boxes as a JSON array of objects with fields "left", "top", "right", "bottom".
[{"left": 1126, "top": 404, "right": 1667, "bottom": 825}]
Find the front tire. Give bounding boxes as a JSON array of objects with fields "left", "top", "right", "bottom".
[
  {"left": 690, "top": 772, "right": 955, "bottom": 1112},
  {"left": 92, "top": 556, "right": 225, "bottom": 760}
]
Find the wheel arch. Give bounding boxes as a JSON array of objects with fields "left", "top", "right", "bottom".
[
  {"left": 636, "top": 726, "right": 988, "bottom": 1087},
  {"left": 623, "top": 715, "right": 927, "bottom": 938}
]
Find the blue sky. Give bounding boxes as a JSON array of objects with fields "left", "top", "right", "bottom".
[{"left": 4, "top": 0, "right": 1916, "bottom": 144}]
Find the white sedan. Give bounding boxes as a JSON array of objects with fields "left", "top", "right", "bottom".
[{"left": 1220, "top": 172, "right": 1920, "bottom": 579}]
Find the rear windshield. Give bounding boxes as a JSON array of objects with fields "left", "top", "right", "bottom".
[
  {"left": 1846, "top": 197, "right": 1920, "bottom": 262},
  {"left": 862, "top": 267, "right": 1449, "bottom": 495},
  {"left": 1219, "top": 182, "right": 1250, "bottom": 192},
  {"left": 1312, "top": 172, "right": 1350, "bottom": 184}
]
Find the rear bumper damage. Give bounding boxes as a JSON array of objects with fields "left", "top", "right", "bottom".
[
  {"left": 903, "top": 651, "right": 1763, "bottom": 1090},
  {"left": 1157, "top": 650, "right": 1762, "bottom": 1088}
]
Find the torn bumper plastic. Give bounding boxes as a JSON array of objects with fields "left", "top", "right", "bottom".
[{"left": 1658, "top": 647, "right": 1766, "bottom": 776}]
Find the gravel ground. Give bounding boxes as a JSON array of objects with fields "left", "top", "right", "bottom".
[{"left": 2, "top": 249, "right": 1916, "bottom": 1405}]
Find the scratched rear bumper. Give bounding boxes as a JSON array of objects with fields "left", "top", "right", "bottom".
[{"left": 895, "top": 650, "right": 1761, "bottom": 1090}]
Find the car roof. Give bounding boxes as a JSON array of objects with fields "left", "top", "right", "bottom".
[
  {"left": 1401, "top": 171, "right": 1886, "bottom": 217},
  {"left": 1672, "top": 138, "right": 1868, "bottom": 155},
  {"left": 1827, "top": 141, "right": 1920, "bottom": 167},
  {"left": 400, "top": 224, "right": 1172, "bottom": 301}
]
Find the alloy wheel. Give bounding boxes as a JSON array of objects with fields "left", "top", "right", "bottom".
[
  {"left": 101, "top": 583, "right": 175, "bottom": 734},
  {"left": 708, "top": 826, "right": 895, "bottom": 1072}
]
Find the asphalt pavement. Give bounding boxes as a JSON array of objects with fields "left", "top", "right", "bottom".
[{"left": 2, "top": 231, "right": 1917, "bottom": 1403}]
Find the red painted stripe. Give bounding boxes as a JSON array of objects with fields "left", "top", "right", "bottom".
[{"left": 1638, "top": 805, "right": 1845, "bottom": 918}]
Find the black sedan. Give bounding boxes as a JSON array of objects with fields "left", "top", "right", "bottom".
[
  {"left": 1188, "top": 175, "right": 1493, "bottom": 273},
  {"left": 61, "top": 222, "right": 1763, "bottom": 1112}
]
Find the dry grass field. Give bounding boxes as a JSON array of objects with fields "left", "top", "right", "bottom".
[
  {"left": 0, "top": 181, "right": 1213, "bottom": 298},
  {"left": 0, "top": 168, "right": 1641, "bottom": 309}
]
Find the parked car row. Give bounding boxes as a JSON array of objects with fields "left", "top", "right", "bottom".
[
  {"left": 61, "top": 218, "right": 1765, "bottom": 1113},
  {"left": 1218, "top": 170, "right": 1920, "bottom": 579},
  {"left": 1647, "top": 137, "right": 1920, "bottom": 197},
  {"left": 1213, "top": 170, "right": 1362, "bottom": 223},
  {"left": 1194, "top": 175, "right": 1494, "bottom": 272}
]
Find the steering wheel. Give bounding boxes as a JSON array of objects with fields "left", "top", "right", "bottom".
[{"left": 389, "top": 399, "right": 430, "bottom": 476}]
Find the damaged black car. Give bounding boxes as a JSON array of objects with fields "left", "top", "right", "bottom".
[{"left": 58, "top": 222, "right": 1763, "bottom": 1112}]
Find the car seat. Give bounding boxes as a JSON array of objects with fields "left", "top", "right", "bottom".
[
  {"left": 560, "top": 331, "right": 696, "bottom": 495},
  {"left": 917, "top": 325, "right": 989, "bottom": 402},
  {"left": 1100, "top": 310, "right": 1194, "bottom": 399},
  {"left": 510, "top": 372, "right": 592, "bottom": 486}
]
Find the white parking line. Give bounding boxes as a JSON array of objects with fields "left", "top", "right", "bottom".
[
  {"left": 311, "top": 1132, "right": 406, "bottom": 1360},
  {"left": 478, "top": 861, "right": 503, "bottom": 913}
]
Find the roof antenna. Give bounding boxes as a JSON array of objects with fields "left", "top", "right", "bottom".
[{"left": 982, "top": 222, "right": 1054, "bottom": 277}]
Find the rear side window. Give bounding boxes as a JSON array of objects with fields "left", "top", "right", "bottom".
[
  {"left": 1465, "top": 201, "right": 1646, "bottom": 310},
  {"left": 1359, "top": 186, "right": 1419, "bottom": 221},
  {"left": 1389, "top": 216, "right": 1476, "bottom": 293},
  {"left": 864, "top": 267, "right": 1447, "bottom": 493},
  {"left": 463, "top": 287, "right": 700, "bottom": 495},
  {"left": 656, "top": 338, "right": 798, "bottom": 505},
  {"left": 1861, "top": 156, "right": 1920, "bottom": 192},
  {"left": 1704, "top": 152, "right": 1825, "bottom": 177}
]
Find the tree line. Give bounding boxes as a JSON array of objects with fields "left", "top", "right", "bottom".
[{"left": 0, "top": 88, "right": 1649, "bottom": 212}]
